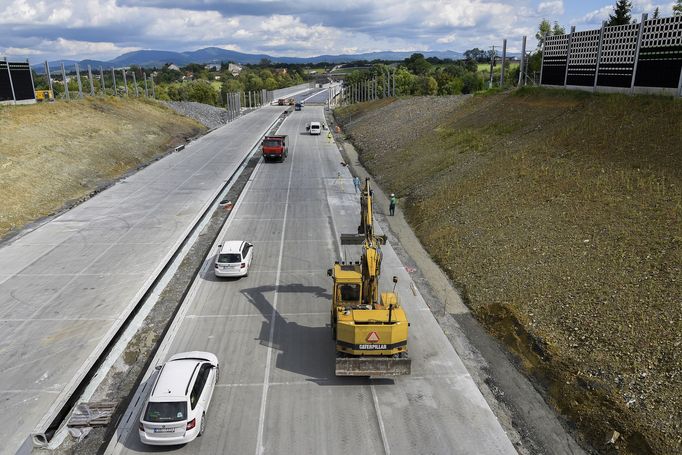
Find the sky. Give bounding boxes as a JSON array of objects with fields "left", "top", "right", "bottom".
[{"left": 0, "top": 0, "right": 678, "bottom": 61}]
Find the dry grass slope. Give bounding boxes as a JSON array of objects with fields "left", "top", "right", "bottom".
[
  {"left": 337, "top": 89, "right": 682, "bottom": 455},
  {"left": 0, "top": 97, "right": 205, "bottom": 239}
]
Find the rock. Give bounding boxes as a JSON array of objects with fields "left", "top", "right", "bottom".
[{"left": 606, "top": 430, "right": 620, "bottom": 444}]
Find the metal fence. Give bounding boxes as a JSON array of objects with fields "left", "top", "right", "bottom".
[
  {"left": 541, "top": 13, "right": 682, "bottom": 96},
  {"left": 1, "top": 58, "right": 36, "bottom": 105}
]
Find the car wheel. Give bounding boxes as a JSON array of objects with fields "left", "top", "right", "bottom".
[{"left": 199, "top": 412, "right": 206, "bottom": 436}]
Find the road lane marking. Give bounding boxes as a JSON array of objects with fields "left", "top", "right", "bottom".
[{"left": 255, "top": 112, "right": 301, "bottom": 455}]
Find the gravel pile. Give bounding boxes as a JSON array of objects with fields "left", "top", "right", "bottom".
[{"left": 164, "top": 101, "right": 229, "bottom": 129}]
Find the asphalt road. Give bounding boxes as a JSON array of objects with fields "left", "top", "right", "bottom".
[
  {"left": 106, "top": 106, "right": 516, "bottom": 455},
  {"left": 0, "top": 88, "right": 306, "bottom": 454}
]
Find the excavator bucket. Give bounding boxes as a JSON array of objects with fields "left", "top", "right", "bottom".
[{"left": 336, "top": 357, "right": 411, "bottom": 377}]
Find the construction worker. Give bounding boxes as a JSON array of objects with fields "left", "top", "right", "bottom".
[
  {"left": 389, "top": 194, "right": 397, "bottom": 216},
  {"left": 327, "top": 131, "right": 333, "bottom": 143},
  {"left": 353, "top": 176, "right": 361, "bottom": 193}
]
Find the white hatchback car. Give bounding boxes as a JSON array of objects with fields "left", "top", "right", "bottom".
[
  {"left": 214, "top": 240, "right": 253, "bottom": 278},
  {"left": 139, "top": 352, "right": 219, "bottom": 446}
]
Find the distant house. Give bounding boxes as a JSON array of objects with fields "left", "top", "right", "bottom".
[
  {"left": 275, "top": 68, "right": 288, "bottom": 76},
  {"left": 182, "top": 72, "right": 194, "bottom": 81},
  {"left": 167, "top": 64, "right": 180, "bottom": 71},
  {"left": 228, "top": 63, "right": 242, "bottom": 76},
  {"left": 308, "top": 70, "right": 317, "bottom": 75},
  {"left": 205, "top": 63, "right": 220, "bottom": 71},
  {"left": 214, "top": 75, "right": 221, "bottom": 80}
]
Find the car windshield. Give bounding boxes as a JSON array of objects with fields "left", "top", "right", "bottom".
[
  {"left": 144, "top": 401, "right": 187, "bottom": 423},
  {"left": 263, "top": 140, "right": 281, "bottom": 147},
  {"left": 218, "top": 253, "right": 241, "bottom": 263},
  {"left": 311, "top": 125, "right": 320, "bottom": 130}
]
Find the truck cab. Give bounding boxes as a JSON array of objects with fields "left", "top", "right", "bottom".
[{"left": 262, "top": 135, "right": 288, "bottom": 162}]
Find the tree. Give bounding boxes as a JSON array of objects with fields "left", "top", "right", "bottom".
[
  {"left": 535, "top": 19, "right": 565, "bottom": 49},
  {"left": 536, "top": 19, "right": 552, "bottom": 49},
  {"left": 464, "top": 48, "right": 488, "bottom": 62},
  {"left": 607, "top": 0, "right": 632, "bottom": 26},
  {"left": 552, "top": 21, "right": 566, "bottom": 35},
  {"left": 652, "top": 7, "right": 660, "bottom": 19},
  {"left": 674, "top": 0, "right": 682, "bottom": 16},
  {"left": 405, "top": 53, "right": 432, "bottom": 76}
]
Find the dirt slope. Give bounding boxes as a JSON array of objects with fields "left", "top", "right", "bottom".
[
  {"left": 0, "top": 97, "right": 205, "bottom": 239},
  {"left": 336, "top": 89, "right": 682, "bottom": 455}
]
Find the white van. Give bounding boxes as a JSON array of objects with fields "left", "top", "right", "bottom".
[
  {"left": 139, "top": 352, "right": 219, "bottom": 446},
  {"left": 309, "top": 122, "right": 321, "bottom": 135}
]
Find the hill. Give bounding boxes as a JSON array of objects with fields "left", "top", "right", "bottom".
[
  {"left": 0, "top": 98, "right": 205, "bottom": 240},
  {"left": 335, "top": 89, "right": 682, "bottom": 455},
  {"left": 34, "top": 48, "right": 467, "bottom": 73}
]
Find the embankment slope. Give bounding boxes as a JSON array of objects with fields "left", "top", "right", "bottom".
[
  {"left": 336, "top": 89, "right": 681, "bottom": 455},
  {"left": 0, "top": 97, "right": 205, "bottom": 239}
]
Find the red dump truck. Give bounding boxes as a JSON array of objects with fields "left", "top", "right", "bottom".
[{"left": 262, "top": 135, "right": 288, "bottom": 162}]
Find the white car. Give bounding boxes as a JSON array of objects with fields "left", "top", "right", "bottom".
[
  {"left": 214, "top": 240, "right": 253, "bottom": 277},
  {"left": 139, "top": 352, "right": 219, "bottom": 446}
]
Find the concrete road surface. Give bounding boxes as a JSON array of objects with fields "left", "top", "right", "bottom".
[
  {"left": 107, "top": 106, "right": 516, "bottom": 455},
  {"left": 0, "top": 88, "right": 306, "bottom": 454}
]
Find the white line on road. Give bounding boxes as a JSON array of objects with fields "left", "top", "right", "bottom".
[
  {"left": 371, "top": 383, "right": 391, "bottom": 455},
  {"left": 255, "top": 113, "right": 301, "bottom": 455}
]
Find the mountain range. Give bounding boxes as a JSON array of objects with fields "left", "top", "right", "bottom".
[{"left": 33, "top": 47, "right": 468, "bottom": 73}]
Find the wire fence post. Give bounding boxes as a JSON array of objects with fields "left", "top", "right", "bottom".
[
  {"left": 99, "top": 66, "right": 105, "bottom": 94},
  {"left": 594, "top": 21, "right": 606, "bottom": 91},
  {"left": 87, "top": 65, "right": 95, "bottom": 96},
  {"left": 564, "top": 26, "right": 576, "bottom": 88},
  {"left": 121, "top": 69, "right": 128, "bottom": 96},
  {"left": 518, "top": 36, "right": 527, "bottom": 87},
  {"left": 500, "top": 39, "right": 507, "bottom": 86},
  {"left": 111, "top": 68, "right": 117, "bottom": 95},
  {"left": 539, "top": 35, "right": 546, "bottom": 86},
  {"left": 143, "top": 72, "right": 148, "bottom": 97},
  {"left": 631, "top": 13, "right": 647, "bottom": 93},
  {"left": 27, "top": 58, "right": 36, "bottom": 101},
  {"left": 45, "top": 61, "right": 53, "bottom": 93},
  {"left": 61, "top": 62, "right": 69, "bottom": 100},
  {"left": 132, "top": 71, "right": 139, "bottom": 97},
  {"left": 75, "top": 63, "right": 83, "bottom": 98},
  {"left": 4, "top": 58, "right": 16, "bottom": 104},
  {"left": 151, "top": 75, "right": 155, "bottom": 99}
]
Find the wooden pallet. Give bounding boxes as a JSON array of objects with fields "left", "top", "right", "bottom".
[{"left": 67, "top": 401, "right": 117, "bottom": 427}]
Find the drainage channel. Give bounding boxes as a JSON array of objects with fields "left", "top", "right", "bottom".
[{"left": 29, "top": 111, "right": 289, "bottom": 452}]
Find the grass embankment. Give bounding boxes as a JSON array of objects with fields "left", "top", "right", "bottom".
[
  {"left": 336, "top": 89, "right": 681, "bottom": 454},
  {"left": 0, "top": 97, "right": 205, "bottom": 239}
]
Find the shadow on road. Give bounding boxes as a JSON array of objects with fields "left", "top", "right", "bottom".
[{"left": 240, "top": 283, "right": 374, "bottom": 386}]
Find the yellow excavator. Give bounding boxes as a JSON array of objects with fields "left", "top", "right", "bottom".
[{"left": 327, "top": 178, "right": 411, "bottom": 377}]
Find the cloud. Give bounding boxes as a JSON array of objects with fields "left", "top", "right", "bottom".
[
  {"left": 0, "top": 0, "right": 588, "bottom": 61},
  {"left": 1, "top": 37, "right": 141, "bottom": 60},
  {"left": 437, "top": 34, "right": 457, "bottom": 44},
  {"left": 537, "top": 1, "right": 564, "bottom": 16}
]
